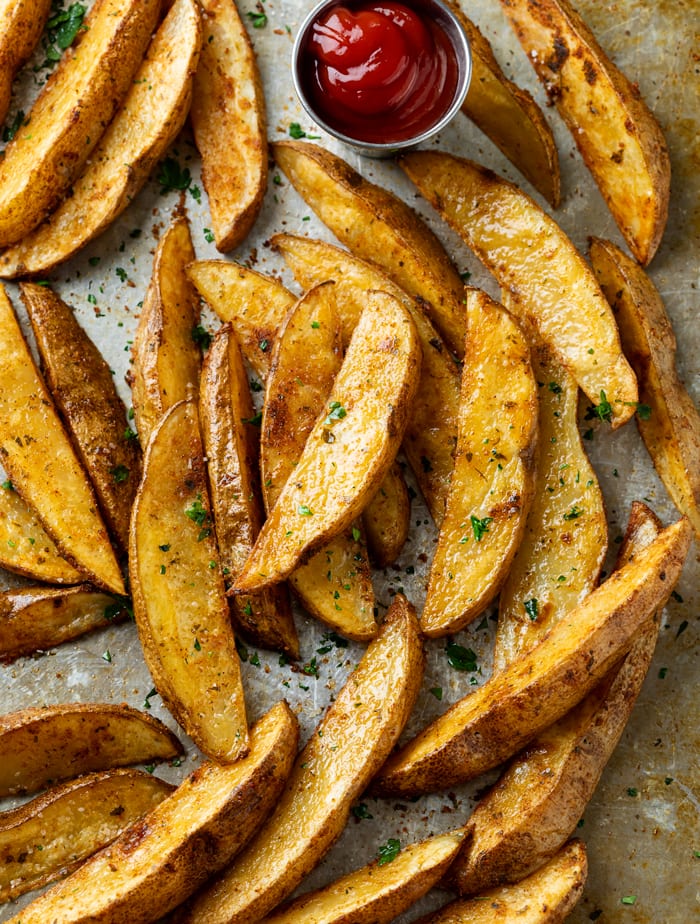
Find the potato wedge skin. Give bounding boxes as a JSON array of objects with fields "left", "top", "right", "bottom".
[
  {"left": 129, "top": 399, "right": 248, "bottom": 762},
  {"left": 182, "top": 594, "right": 425, "bottom": 924},
  {"left": 399, "top": 150, "right": 638, "bottom": 428},
  {"left": 0, "top": 0, "right": 161, "bottom": 247},
  {"left": 0, "top": 0, "right": 202, "bottom": 278},
  {"left": 0, "top": 0, "right": 52, "bottom": 125},
  {"left": 590, "top": 237, "right": 700, "bottom": 540},
  {"left": 373, "top": 516, "right": 690, "bottom": 795},
  {"left": 0, "top": 769, "right": 173, "bottom": 902},
  {"left": 422, "top": 289, "right": 538, "bottom": 636},
  {"left": 8, "top": 702, "right": 298, "bottom": 924},
  {"left": 192, "top": 0, "right": 267, "bottom": 252},
  {"left": 0, "top": 703, "right": 182, "bottom": 797},
  {"left": 0, "top": 285, "right": 124, "bottom": 594},
  {"left": 500, "top": 0, "right": 670, "bottom": 265},
  {"left": 273, "top": 140, "right": 467, "bottom": 357}
]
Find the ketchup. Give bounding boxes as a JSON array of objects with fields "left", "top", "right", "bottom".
[{"left": 301, "top": 1, "right": 460, "bottom": 144}]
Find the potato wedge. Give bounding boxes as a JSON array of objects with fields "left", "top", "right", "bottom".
[
  {"left": 363, "top": 461, "right": 411, "bottom": 568},
  {"left": 0, "top": 285, "right": 124, "bottom": 594},
  {"left": 0, "top": 703, "right": 182, "bottom": 797},
  {"left": 131, "top": 216, "right": 202, "bottom": 448},
  {"left": 590, "top": 237, "right": 700, "bottom": 539},
  {"left": 420, "top": 839, "right": 587, "bottom": 924},
  {"left": 421, "top": 289, "right": 538, "bottom": 636},
  {"left": 180, "top": 594, "right": 424, "bottom": 924},
  {"left": 399, "top": 149, "right": 639, "bottom": 427},
  {"left": 7, "top": 702, "right": 298, "bottom": 924},
  {"left": 200, "top": 323, "right": 299, "bottom": 657},
  {"left": 500, "top": 0, "right": 670, "bottom": 265},
  {"left": 0, "top": 0, "right": 202, "bottom": 278},
  {"left": 0, "top": 584, "right": 128, "bottom": 662},
  {"left": 447, "top": 2, "right": 560, "bottom": 207},
  {"left": 0, "top": 0, "right": 52, "bottom": 126},
  {"left": 0, "top": 769, "right": 173, "bottom": 902},
  {"left": 272, "top": 233, "right": 461, "bottom": 525},
  {"left": 191, "top": 0, "right": 267, "bottom": 252},
  {"left": 21, "top": 282, "right": 141, "bottom": 553},
  {"left": 272, "top": 140, "right": 467, "bottom": 357},
  {"left": 449, "top": 502, "right": 660, "bottom": 895},
  {"left": 235, "top": 291, "right": 421, "bottom": 592},
  {"left": 129, "top": 398, "right": 248, "bottom": 763},
  {"left": 0, "top": 0, "right": 161, "bottom": 247},
  {"left": 261, "top": 830, "right": 464, "bottom": 924},
  {"left": 372, "top": 515, "right": 690, "bottom": 796}
]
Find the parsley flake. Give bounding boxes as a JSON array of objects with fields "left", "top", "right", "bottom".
[{"left": 377, "top": 838, "right": 401, "bottom": 866}]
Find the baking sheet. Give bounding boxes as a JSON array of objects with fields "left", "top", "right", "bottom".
[{"left": 0, "top": 0, "right": 698, "bottom": 921}]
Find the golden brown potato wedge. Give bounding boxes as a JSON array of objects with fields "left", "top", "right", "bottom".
[
  {"left": 363, "top": 461, "right": 411, "bottom": 569},
  {"left": 0, "top": 0, "right": 202, "bottom": 278},
  {"left": 200, "top": 323, "right": 299, "bottom": 657},
  {"left": 261, "top": 830, "right": 465, "bottom": 924},
  {"left": 191, "top": 0, "right": 267, "bottom": 252},
  {"left": 421, "top": 839, "right": 587, "bottom": 924},
  {"left": 449, "top": 502, "right": 660, "bottom": 895},
  {"left": 8, "top": 702, "right": 298, "bottom": 924},
  {"left": 235, "top": 291, "right": 421, "bottom": 592},
  {"left": 0, "top": 584, "right": 128, "bottom": 662},
  {"left": 0, "top": 285, "right": 124, "bottom": 594},
  {"left": 129, "top": 398, "right": 248, "bottom": 763},
  {"left": 500, "top": 0, "right": 670, "bottom": 265},
  {"left": 131, "top": 216, "right": 202, "bottom": 448},
  {"left": 272, "top": 140, "right": 467, "bottom": 357},
  {"left": 0, "top": 0, "right": 52, "bottom": 126},
  {"left": 590, "top": 237, "right": 700, "bottom": 539},
  {"left": 180, "top": 594, "right": 424, "bottom": 924},
  {"left": 0, "top": 703, "right": 182, "bottom": 798},
  {"left": 421, "top": 289, "right": 538, "bottom": 636},
  {"left": 0, "top": 0, "right": 161, "bottom": 247},
  {"left": 272, "top": 233, "right": 461, "bottom": 526},
  {"left": 372, "top": 515, "right": 690, "bottom": 796},
  {"left": 0, "top": 769, "right": 173, "bottom": 902},
  {"left": 21, "top": 282, "right": 141, "bottom": 554},
  {"left": 447, "top": 1, "right": 560, "bottom": 207},
  {"left": 399, "top": 150, "right": 639, "bottom": 427}
]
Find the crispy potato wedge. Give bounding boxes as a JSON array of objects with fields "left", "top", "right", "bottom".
[
  {"left": 399, "top": 150, "right": 639, "bottom": 427},
  {"left": 235, "top": 291, "right": 421, "bottom": 592},
  {"left": 363, "top": 461, "right": 411, "bottom": 568},
  {"left": 131, "top": 216, "right": 202, "bottom": 448},
  {"left": 0, "top": 0, "right": 202, "bottom": 278},
  {"left": 447, "top": 2, "right": 560, "bottom": 207},
  {"left": 421, "top": 289, "right": 538, "bottom": 636},
  {"left": 421, "top": 840, "right": 587, "bottom": 924},
  {"left": 21, "top": 282, "right": 141, "bottom": 553},
  {"left": 449, "top": 502, "right": 661, "bottom": 895},
  {"left": 590, "top": 237, "right": 700, "bottom": 539},
  {"left": 8, "top": 702, "right": 298, "bottom": 924},
  {"left": 200, "top": 323, "right": 299, "bottom": 657},
  {"left": 0, "top": 0, "right": 160, "bottom": 247},
  {"left": 372, "top": 516, "right": 690, "bottom": 796},
  {"left": 261, "top": 830, "right": 464, "bottom": 924},
  {"left": 180, "top": 594, "right": 424, "bottom": 924},
  {"left": 191, "top": 0, "right": 267, "bottom": 252},
  {"left": 0, "top": 0, "right": 52, "bottom": 125},
  {"left": 0, "top": 703, "right": 182, "bottom": 797},
  {"left": 130, "top": 398, "right": 248, "bottom": 762},
  {"left": 0, "top": 285, "right": 124, "bottom": 594},
  {"left": 500, "top": 0, "right": 670, "bottom": 265},
  {"left": 0, "top": 769, "right": 173, "bottom": 902},
  {"left": 495, "top": 314, "right": 607, "bottom": 670},
  {"left": 0, "top": 584, "right": 127, "bottom": 662},
  {"left": 272, "top": 140, "right": 467, "bottom": 357},
  {"left": 273, "top": 233, "right": 461, "bottom": 525}
]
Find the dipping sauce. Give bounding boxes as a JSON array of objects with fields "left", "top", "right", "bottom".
[{"left": 300, "top": 1, "right": 461, "bottom": 144}]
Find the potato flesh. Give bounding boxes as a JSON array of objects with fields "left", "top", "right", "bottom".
[
  {"left": 363, "top": 461, "right": 411, "bottom": 569},
  {"left": 0, "top": 0, "right": 52, "bottom": 125},
  {"left": 399, "top": 150, "right": 638, "bottom": 428}
]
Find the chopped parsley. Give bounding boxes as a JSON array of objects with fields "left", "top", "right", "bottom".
[
  {"left": 191, "top": 324, "right": 212, "bottom": 350},
  {"left": 585, "top": 389, "right": 613, "bottom": 424},
  {"left": 2, "top": 110, "right": 25, "bottom": 143},
  {"left": 429, "top": 686, "right": 443, "bottom": 700},
  {"left": 288, "top": 122, "right": 320, "bottom": 140},
  {"left": 524, "top": 598, "right": 539, "bottom": 621},
  {"left": 298, "top": 504, "right": 314, "bottom": 516},
  {"left": 157, "top": 156, "right": 193, "bottom": 192},
  {"left": 352, "top": 802, "right": 373, "bottom": 820},
  {"left": 563, "top": 504, "right": 583, "bottom": 520},
  {"left": 324, "top": 401, "right": 347, "bottom": 425},
  {"left": 203, "top": 228, "right": 215, "bottom": 244},
  {"left": 246, "top": 9, "right": 267, "bottom": 27},
  {"left": 470, "top": 514, "right": 493, "bottom": 542},
  {"left": 110, "top": 465, "right": 129, "bottom": 484},
  {"left": 445, "top": 641, "right": 478, "bottom": 672},
  {"left": 377, "top": 838, "right": 401, "bottom": 866}
]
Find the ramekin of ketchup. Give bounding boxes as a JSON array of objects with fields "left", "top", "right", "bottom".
[{"left": 292, "top": 0, "right": 471, "bottom": 155}]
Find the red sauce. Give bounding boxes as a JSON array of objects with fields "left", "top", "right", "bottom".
[{"left": 302, "top": 1, "right": 460, "bottom": 144}]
